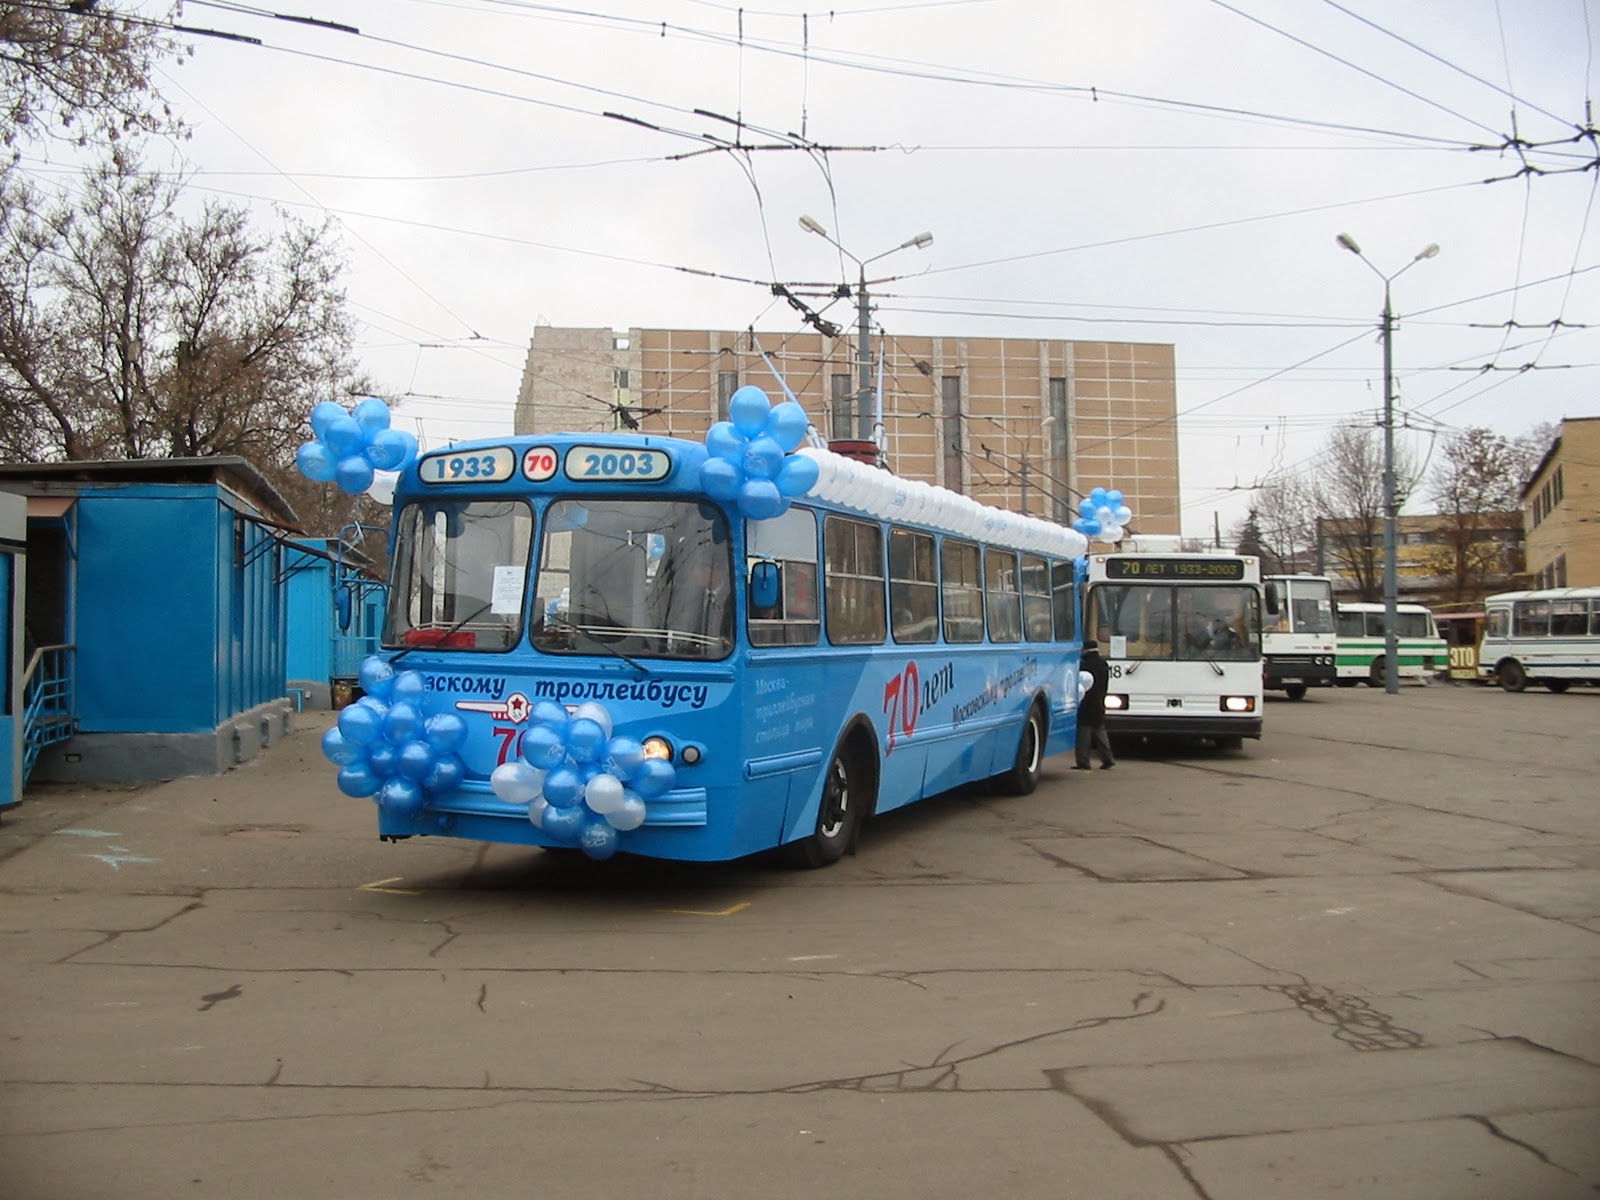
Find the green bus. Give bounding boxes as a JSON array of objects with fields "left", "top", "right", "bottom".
[{"left": 1334, "top": 601, "right": 1447, "bottom": 686}]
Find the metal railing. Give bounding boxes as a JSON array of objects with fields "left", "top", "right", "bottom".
[{"left": 22, "top": 644, "right": 75, "bottom": 784}]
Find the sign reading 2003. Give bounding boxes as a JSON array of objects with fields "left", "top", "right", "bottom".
[{"left": 1105, "top": 557, "right": 1246, "bottom": 581}]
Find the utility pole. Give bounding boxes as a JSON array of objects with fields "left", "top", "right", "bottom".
[{"left": 1336, "top": 233, "right": 1439, "bottom": 696}]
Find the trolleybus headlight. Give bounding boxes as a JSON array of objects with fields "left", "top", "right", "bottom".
[
  {"left": 1221, "top": 696, "right": 1256, "bottom": 713},
  {"left": 1104, "top": 693, "right": 1128, "bottom": 711},
  {"left": 641, "top": 736, "right": 674, "bottom": 762}
]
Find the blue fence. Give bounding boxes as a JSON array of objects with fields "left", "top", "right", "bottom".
[{"left": 23, "top": 644, "right": 75, "bottom": 784}]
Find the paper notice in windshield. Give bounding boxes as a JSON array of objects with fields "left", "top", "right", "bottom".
[
  {"left": 1110, "top": 635, "right": 1128, "bottom": 658},
  {"left": 491, "top": 565, "right": 524, "bottom": 615}
]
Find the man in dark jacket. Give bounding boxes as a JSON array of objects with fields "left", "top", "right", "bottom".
[{"left": 1074, "top": 640, "right": 1115, "bottom": 770}]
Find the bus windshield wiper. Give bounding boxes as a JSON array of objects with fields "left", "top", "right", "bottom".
[
  {"left": 550, "top": 612, "right": 651, "bottom": 678},
  {"left": 389, "top": 600, "right": 493, "bottom": 667}
]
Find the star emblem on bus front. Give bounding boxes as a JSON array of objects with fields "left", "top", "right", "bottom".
[{"left": 454, "top": 691, "right": 530, "bottom": 723}]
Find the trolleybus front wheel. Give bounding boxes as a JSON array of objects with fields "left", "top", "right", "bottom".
[
  {"left": 993, "top": 701, "right": 1046, "bottom": 796},
  {"left": 782, "top": 746, "right": 868, "bottom": 868},
  {"left": 1284, "top": 684, "right": 1308, "bottom": 701},
  {"left": 1497, "top": 659, "right": 1527, "bottom": 693}
]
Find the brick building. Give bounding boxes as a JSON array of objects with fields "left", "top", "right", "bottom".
[
  {"left": 1523, "top": 415, "right": 1600, "bottom": 588},
  {"left": 514, "top": 326, "right": 1181, "bottom": 535}
]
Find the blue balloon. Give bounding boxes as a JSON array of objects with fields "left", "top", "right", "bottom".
[
  {"left": 742, "top": 435, "right": 786, "bottom": 481},
  {"left": 324, "top": 414, "right": 365, "bottom": 458},
  {"left": 1078, "top": 498, "right": 1097, "bottom": 519},
  {"left": 1090, "top": 486, "right": 1108, "bottom": 505},
  {"left": 424, "top": 755, "right": 465, "bottom": 793},
  {"left": 337, "top": 702, "right": 384, "bottom": 745},
  {"left": 521, "top": 725, "right": 566, "bottom": 770},
  {"left": 604, "top": 736, "right": 645, "bottom": 781},
  {"left": 296, "top": 440, "right": 337, "bottom": 483},
  {"left": 366, "top": 741, "right": 399, "bottom": 778},
  {"left": 1081, "top": 518, "right": 1102, "bottom": 536},
  {"left": 310, "top": 400, "right": 347, "bottom": 440},
  {"left": 706, "top": 421, "right": 747, "bottom": 464},
  {"left": 335, "top": 455, "right": 375, "bottom": 495},
  {"left": 527, "top": 700, "right": 568, "bottom": 733},
  {"left": 579, "top": 819, "right": 620, "bottom": 861},
  {"left": 395, "top": 739, "right": 435, "bottom": 781},
  {"left": 423, "top": 712, "right": 467, "bottom": 752},
  {"left": 540, "top": 803, "right": 585, "bottom": 840},
  {"left": 566, "top": 717, "right": 607, "bottom": 763},
  {"left": 321, "top": 726, "right": 364, "bottom": 766},
  {"left": 365, "top": 427, "right": 412, "bottom": 471},
  {"left": 378, "top": 777, "right": 425, "bottom": 817},
  {"left": 384, "top": 701, "right": 424, "bottom": 744},
  {"left": 766, "top": 401, "right": 810, "bottom": 452},
  {"left": 336, "top": 763, "right": 381, "bottom": 797},
  {"left": 1106, "top": 489, "right": 1124, "bottom": 507},
  {"left": 729, "top": 385, "right": 772, "bottom": 436},
  {"left": 543, "top": 766, "right": 584, "bottom": 808},
  {"left": 775, "top": 453, "right": 819, "bottom": 498},
  {"left": 737, "top": 477, "right": 786, "bottom": 521},
  {"left": 391, "top": 671, "right": 426, "bottom": 704},
  {"left": 632, "top": 757, "right": 676, "bottom": 800},
  {"left": 353, "top": 396, "right": 391, "bottom": 434},
  {"left": 701, "top": 457, "right": 742, "bottom": 502},
  {"left": 359, "top": 656, "right": 396, "bottom": 700}
]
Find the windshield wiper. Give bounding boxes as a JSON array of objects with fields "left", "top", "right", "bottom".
[
  {"left": 389, "top": 600, "right": 493, "bottom": 667},
  {"left": 550, "top": 612, "right": 651, "bottom": 678}
]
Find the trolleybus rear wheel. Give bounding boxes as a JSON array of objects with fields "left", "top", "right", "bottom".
[
  {"left": 1367, "top": 657, "right": 1387, "bottom": 687},
  {"left": 1497, "top": 659, "right": 1527, "bottom": 693},
  {"left": 1545, "top": 679, "right": 1570, "bottom": 694},
  {"left": 994, "top": 701, "right": 1046, "bottom": 795},
  {"left": 1285, "top": 684, "right": 1307, "bottom": 701},
  {"left": 782, "top": 747, "right": 865, "bottom": 868}
]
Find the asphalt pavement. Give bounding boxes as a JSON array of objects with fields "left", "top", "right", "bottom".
[{"left": 1, "top": 680, "right": 1596, "bottom": 1200}]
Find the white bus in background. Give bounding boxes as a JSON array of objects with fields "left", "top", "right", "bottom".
[
  {"left": 1262, "top": 574, "right": 1338, "bottom": 700},
  {"left": 1478, "top": 587, "right": 1600, "bottom": 693},
  {"left": 1334, "top": 601, "right": 1447, "bottom": 686},
  {"left": 1084, "top": 552, "right": 1264, "bottom": 750}
]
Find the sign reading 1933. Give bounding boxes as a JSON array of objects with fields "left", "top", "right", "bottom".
[
  {"left": 419, "top": 446, "right": 516, "bottom": 484},
  {"left": 1105, "top": 557, "right": 1246, "bottom": 581}
]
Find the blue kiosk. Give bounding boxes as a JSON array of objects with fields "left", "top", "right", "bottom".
[
  {"left": 0, "top": 458, "right": 299, "bottom": 786},
  {"left": 283, "top": 531, "right": 388, "bottom": 710},
  {"left": 1, "top": 491, "right": 23, "bottom": 811}
]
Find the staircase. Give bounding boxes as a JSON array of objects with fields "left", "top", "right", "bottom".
[{"left": 22, "top": 644, "right": 75, "bottom": 784}]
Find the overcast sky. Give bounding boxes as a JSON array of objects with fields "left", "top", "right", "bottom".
[{"left": 29, "top": 0, "right": 1600, "bottom": 538}]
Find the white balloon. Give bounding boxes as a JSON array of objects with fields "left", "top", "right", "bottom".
[
  {"left": 491, "top": 761, "right": 544, "bottom": 805},
  {"left": 1114, "top": 504, "right": 1133, "bottom": 525},
  {"left": 527, "top": 797, "right": 549, "bottom": 828},
  {"left": 365, "top": 470, "right": 399, "bottom": 506},
  {"left": 605, "top": 793, "right": 647, "bottom": 831},
  {"left": 1077, "top": 669, "right": 1094, "bottom": 700},
  {"left": 585, "top": 773, "right": 625, "bottom": 814}
]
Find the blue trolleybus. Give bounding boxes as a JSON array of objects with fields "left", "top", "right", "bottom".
[{"left": 368, "top": 433, "right": 1090, "bottom": 865}]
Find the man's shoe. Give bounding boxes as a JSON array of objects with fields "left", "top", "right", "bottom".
[{"left": 1100, "top": 762, "right": 1115, "bottom": 770}]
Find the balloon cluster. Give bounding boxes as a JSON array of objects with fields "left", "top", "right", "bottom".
[
  {"left": 487, "top": 699, "right": 676, "bottom": 861},
  {"left": 320, "top": 656, "right": 468, "bottom": 817},
  {"left": 1072, "top": 486, "right": 1133, "bottom": 544},
  {"left": 1077, "top": 669, "right": 1095, "bottom": 703},
  {"left": 698, "top": 385, "right": 820, "bottom": 520},
  {"left": 296, "top": 397, "right": 419, "bottom": 498}
]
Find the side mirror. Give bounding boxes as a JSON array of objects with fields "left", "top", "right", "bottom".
[
  {"left": 336, "top": 584, "right": 353, "bottom": 632},
  {"left": 749, "top": 560, "right": 781, "bottom": 610},
  {"left": 1263, "top": 581, "right": 1281, "bottom": 615}
]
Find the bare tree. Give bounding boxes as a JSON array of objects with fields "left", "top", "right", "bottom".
[
  {"left": 1251, "top": 473, "right": 1317, "bottom": 573},
  {"left": 0, "top": 146, "right": 372, "bottom": 533},
  {"left": 1423, "top": 427, "right": 1525, "bottom": 604},
  {"left": 1, "top": 2, "right": 187, "bottom": 152},
  {"left": 1310, "top": 425, "right": 1420, "bottom": 602}
]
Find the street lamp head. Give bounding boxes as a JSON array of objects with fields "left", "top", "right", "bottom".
[
  {"left": 1415, "top": 243, "right": 1440, "bottom": 261},
  {"left": 906, "top": 231, "right": 934, "bottom": 251},
  {"left": 1335, "top": 232, "right": 1362, "bottom": 256},
  {"left": 798, "top": 215, "right": 828, "bottom": 238}
]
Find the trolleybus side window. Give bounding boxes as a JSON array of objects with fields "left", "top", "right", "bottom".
[
  {"left": 888, "top": 527, "right": 939, "bottom": 645},
  {"left": 1336, "top": 608, "right": 1365, "bottom": 638},
  {"left": 1050, "top": 562, "right": 1077, "bottom": 643},
  {"left": 384, "top": 499, "right": 532, "bottom": 653},
  {"left": 985, "top": 547, "right": 1021, "bottom": 643},
  {"left": 746, "top": 505, "right": 820, "bottom": 647},
  {"left": 1592, "top": 603, "right": 1600, "bottom": 637},
  {"left": 823, "top": 515, "right": 886, "bottom": 645},
  {"left": 940, "top": 538, "right": 983, "bottom": 644},
  {"left": 1486, "top": 608, "right": 1510, "bottom": 638},
  {"left": 1396, "top": 611, "right": 1432, "bottom": 639},
  {"left": 1551, "top": 599, "right": 1588, "bottom": 637},
  {"left": 1021, "top": 553, "right": 1053, "bottom": 642}
]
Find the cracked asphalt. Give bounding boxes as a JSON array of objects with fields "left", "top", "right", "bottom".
[{"left": 1, "top": 682, "right": 1596, "bottom": 1199}]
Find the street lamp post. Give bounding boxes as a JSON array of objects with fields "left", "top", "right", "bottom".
[
  {"left": 1335, "top": 232, "right": 1440, "bottom": 695},
  {"left": 799, "top": 216, "right": 933, "bottom": 442}
]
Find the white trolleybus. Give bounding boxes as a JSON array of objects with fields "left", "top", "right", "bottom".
[
  {"left": 1478, "top": 586, "right": 1600, "bottom": 692},
  {"left": 1334, "top": 601, "right": 1446, "bottom": 686},
  {"left": 1262, "top": 573, "right": 1338, "bottom": 700},
  {"left": 1084, "top": 553, "right": 1264, "bottom": 748}
]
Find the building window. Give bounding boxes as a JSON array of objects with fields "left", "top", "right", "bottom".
[
  {"left": 717, "top": 371, "right": 737, "bottom": 422},
  {"left": 614, "top": 368, "right": 629, "bottom": 391},
  {"left": 831, "top": 373, "right": 853, "bottom": 440},
  {"left": 1049, "top": 376, "right": 1070, "bottom": 522},
  {"left": 941, "top": 375, "right": 962, "bottom": 490}
]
